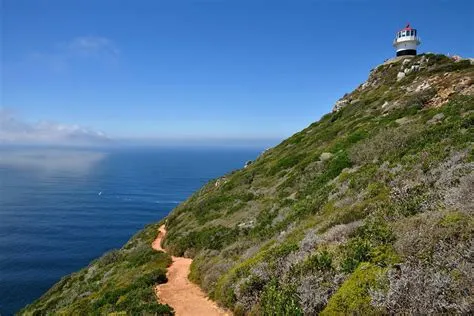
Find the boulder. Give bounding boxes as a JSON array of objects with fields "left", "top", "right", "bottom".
[
  {"left": 397, "top": 72, "right": 406, "bottom": 81},
  {"left": 320, "top": 152, "right": 334, "bottom": 161},
  {"left": 427, "top": 113, "right": 445, "bottom": 124}
]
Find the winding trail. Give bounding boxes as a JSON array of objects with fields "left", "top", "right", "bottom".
[{"left": 152, "top": 225, "right": 231, "bottom": 316}]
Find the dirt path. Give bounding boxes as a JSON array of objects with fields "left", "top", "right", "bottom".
[{"left": 152, "top": 225, "right": 231, "bottom": 316}]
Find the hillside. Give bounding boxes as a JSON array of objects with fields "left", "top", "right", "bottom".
[
  {"left": 20, "top": 222, "right": 174, "bottom": 315},
  {"left": 21, "top": 54, "right": 473, "bottom": 315}
]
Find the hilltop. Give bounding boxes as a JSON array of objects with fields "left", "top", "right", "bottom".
[{"left": 21, "top": 54, "right": 473, "bottom": 315}]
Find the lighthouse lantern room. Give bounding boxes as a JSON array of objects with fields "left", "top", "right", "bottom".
[{"left": 393, "top": 24, "right": 421, "bottom": 57}]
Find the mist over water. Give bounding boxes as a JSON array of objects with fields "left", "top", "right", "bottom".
[{"left": 0, "top": 146, "right": 262, "bottom": 315}]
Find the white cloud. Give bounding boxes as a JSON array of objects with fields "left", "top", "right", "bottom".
[
  {"left": 0, "top": 108, "right": 111, "bottom": 146},
  {"left": 65, "top": 36, "right": 119, "bottom": 59},
  {"left": 16, "top": 36, "right": 119, "bottom": 72}
]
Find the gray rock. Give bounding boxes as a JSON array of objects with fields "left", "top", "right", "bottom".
[
  {"left": 396, "top": 117, "right": 411, "bottom": 125},
  {"left": 320, "top": 152, "right": 333, "bottom": 161},
  {"left": 332, "top": 98, "right": 349, "bottom": 112},
  {"left": 427, "top": 113, "right": 445, "bottom": 124},
  {"left": 415, "top": 81, "right": 431, "bottom": 92},
  {"left": 397, "top": 72, "right": 406, "bottom": 81}
]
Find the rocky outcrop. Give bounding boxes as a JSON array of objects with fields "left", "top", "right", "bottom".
[{"left": 332, "top": 53, "right": 473, "bottom": 112}]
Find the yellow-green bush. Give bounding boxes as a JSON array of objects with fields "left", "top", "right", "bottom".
[{"left": 322, "top": 263, "right": 386, "bottom": 315}]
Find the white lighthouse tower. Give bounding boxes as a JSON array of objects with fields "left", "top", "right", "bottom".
[{"left": 393, "top": 23, "right": 421, "bottom": 56}]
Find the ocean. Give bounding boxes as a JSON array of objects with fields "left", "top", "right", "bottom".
[{"left": 0, "top": 146, "right": 262, "bottom": 315}]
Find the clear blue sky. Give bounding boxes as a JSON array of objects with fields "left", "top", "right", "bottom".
[{"left": 2, "top": 0, "right": 473, "bottom": 144}]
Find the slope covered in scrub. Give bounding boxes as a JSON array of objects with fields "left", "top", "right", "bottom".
[
  {"left": 163, "top": 54, "right": 474, "bottom": 315},
  {"left": 22, "top": 54, "right": 473, "bottom": 315},
  {"left": 20, "top": 222, "right": 174, "bottom": 315}
]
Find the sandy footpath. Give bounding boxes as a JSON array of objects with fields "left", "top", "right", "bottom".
[{"left": 152, "top": 225, "right": 231, "bottom": 316}]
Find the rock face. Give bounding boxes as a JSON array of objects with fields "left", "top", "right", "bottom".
[
  {"left": 23, "top": 54, "right": 474, "bottom": 316},
  {"left": 397, "top": 71, "right": 406, "bottom": 81},
  {"left": 332, "top": 53, "right": 473, "bottom": 112},
  {"left": 332, "top": 98, "right": 349, "bottom": 112}
]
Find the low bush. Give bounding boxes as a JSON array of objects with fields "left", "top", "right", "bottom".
[
  {"left": 268, "top": 153, "right": 305, "bottom": 176},
  {"left": 258, "top": 280, "right": 303, "bottom": 316},
  {"left": 322, "top": 263, "right": 385, "bottom": 315},
  {"left": 341, "top": 218, "right": 397, "bottom": 273},
  {"left": 171, "top": 225, "right": 240, "bottom": 255},
  {"left": 300, "top": 250, "right": 333, "bottom": 273}
]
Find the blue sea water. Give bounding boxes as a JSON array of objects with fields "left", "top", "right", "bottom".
[{"left": 0, "top": 146, "right": 262, "bottom": 315}]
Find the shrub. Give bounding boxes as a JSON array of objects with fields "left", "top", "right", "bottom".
[
  {"left": 268, "top": 153, "right": 305, "bottom": 175},
  {"left": 169, "top": 225, "right": 240, "bottom": 255},
  {"left": 371, "top": 263, "right": 472, "bottom": 314},
  {"left": 403, "top": 88, "right": 437, "bottom": 108},
  {"left": 97, "top": 249, "right": 122, "bottom": 267},
  {"left": 349, "top": 124, "right": 421, "bottom": 165},
  {"left": 258, "top": 280, "right": 303, "bottom": 316},
  {"left": 298, "top": 274, "right": 338, "bottom": 315},
  {"left": 341, "top": 219, "right": 397, "bottom": 273},
  {"left": 322, "top": 263, "right": 385, "bottom": 315},
  {"left": 250, "top": 209, "right": 278, "bottom": 238},
  {"left": 429, "top": 59, "right": 472, "bottom": 73},
  {"left": 390, "top": 184, "right": 430, "bottom": 217},
  {"left": 305, "top": 151, "right": 352, "bottom": 194},
  {"left": 234, "top": 275, "right": 266, "bottom": 312},
  {"left": 341, "top": 238, "right": 372, "bottom": 273},
  {"left": 301, "top": 250, "right": 333, "bottom": 273},
  {"left": 92, "top": 268, "right": 171, "bottom": 314}
]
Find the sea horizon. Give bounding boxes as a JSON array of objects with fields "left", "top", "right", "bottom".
[{"left": 0, "top": 145, "right": 264, "bottom": 315}]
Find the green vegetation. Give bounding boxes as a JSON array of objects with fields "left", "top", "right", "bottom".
[
  {"left": 24, "top": 54, "right": 474, "bottom": 315},
  {"left": 322, "top": 263, "right": 385, "bottom": 315},
  {"left": 300, "top": 250, "right": 333, "bottom": 273},
  {"left": 258, "top": 280, "right": 303, "bottom": 316},
  {"left": 20, "top": 223, "right": 174, "bottom": 315},
  {"left": 341, "top": 218, "right": 397, "bottom": 273}
]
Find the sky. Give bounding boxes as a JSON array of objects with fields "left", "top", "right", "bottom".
[{"left": 2, "top": 0, "right": 473, "bottom": 146}]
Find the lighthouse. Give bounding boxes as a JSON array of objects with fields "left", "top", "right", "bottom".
[{"left": 393, "top": 24, "right": 421, "bottom": 56}]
